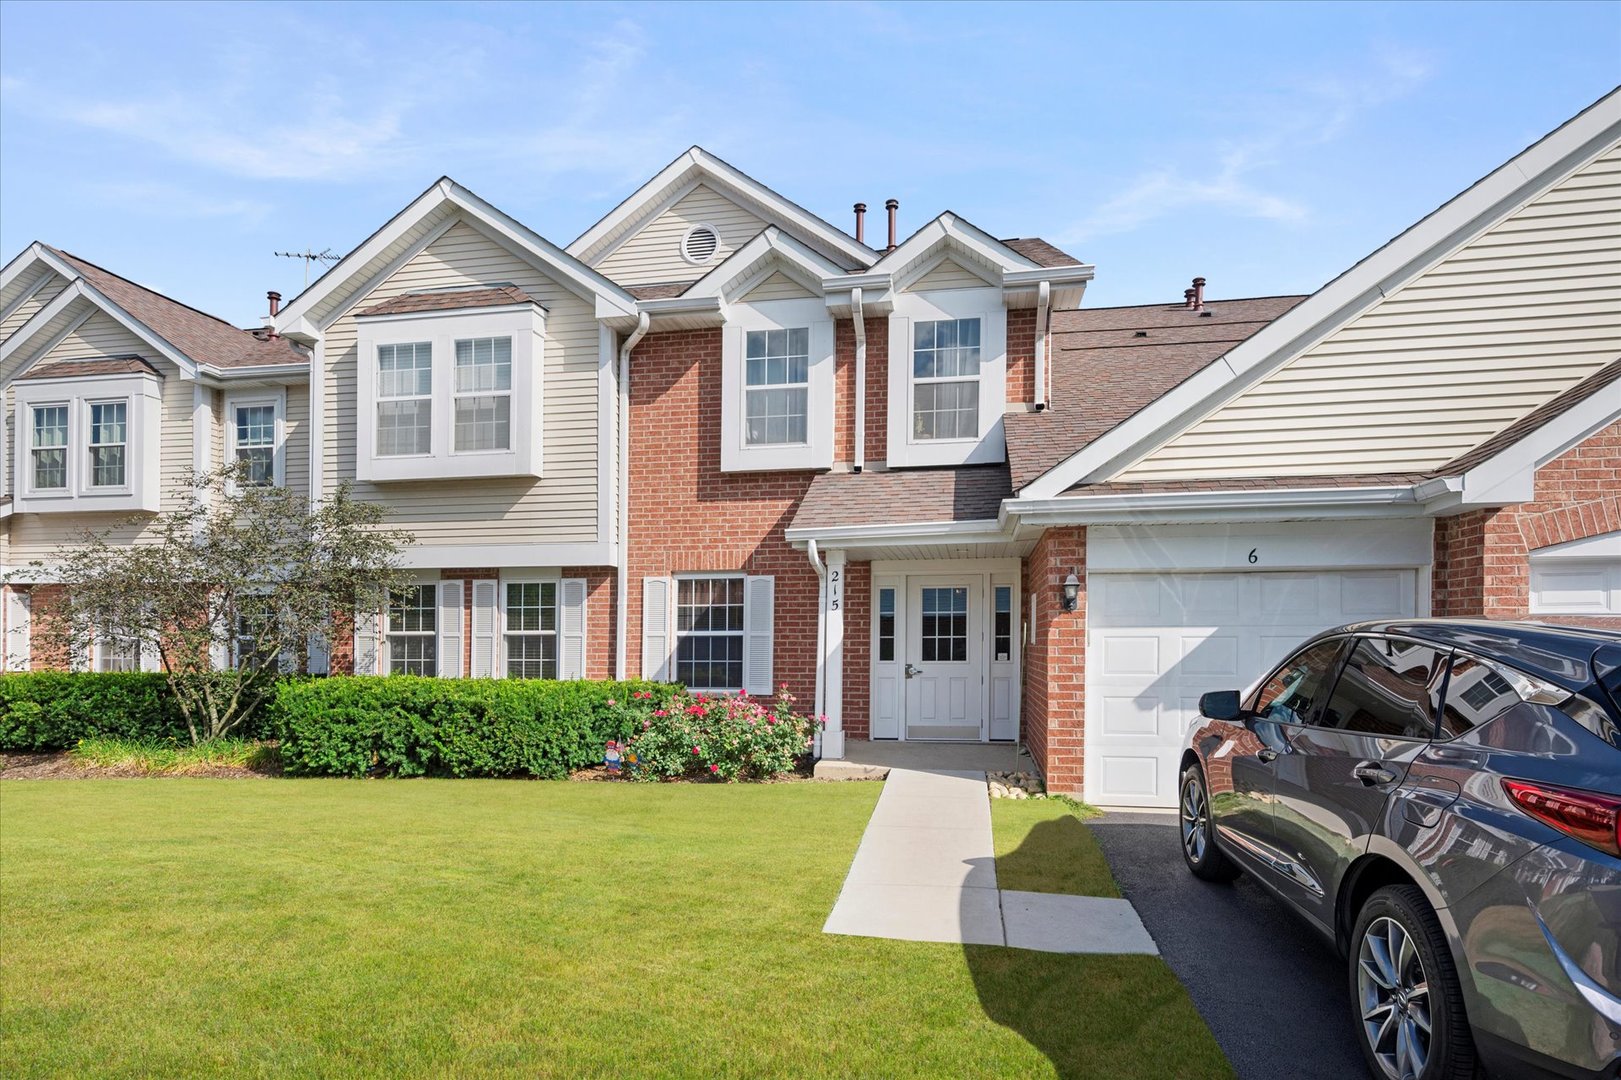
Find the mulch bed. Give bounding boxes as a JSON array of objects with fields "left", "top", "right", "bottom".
[{"left": 0, "top": 752, "right": 275, "bottom": 781}]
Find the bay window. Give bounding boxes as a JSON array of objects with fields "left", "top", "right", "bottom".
[
  {"left": 13, "top": 371, "right": 162, "bottom": 512},
  {"left": 355, "top": 302, "right": 544, "bottom": 482}
]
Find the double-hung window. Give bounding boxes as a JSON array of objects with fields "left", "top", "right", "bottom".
[
  {"left": 94, "top": 623, "right": 138, "bottom": 672},
  {"left": 234, "top": 596, "right": 278, "bottom": 671},
  {"left": 386, "top": 583, "right": 437, "bottom": 674},
  {"left": 453, "top": 337, "right": 513, "bottom": 453},
  {"left": 504, "top": 581, "right": 557, "bottom": 678},
  {"left": 87, "top": 402, "right": 127, "bottom": 488},
  {"left": 675, "top": 577, "right": 745, "bottom": 691},
  {"left": 30, "top": 404, "right": 68, "bottom": 490},
  {"left": 912, "top": 318, "right": 981, "bottom": 440},
  {"left": 376, "top": 342, "right": 433, "bottom": 457},
  {"left": 744, "top": 328, "right": 808, "bottom": 446},
  {"left": 234, "top": 405, "right": 277, "bottom": 485}
]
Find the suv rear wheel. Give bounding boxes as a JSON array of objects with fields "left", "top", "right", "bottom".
[
  {"left": 1350, "top": 884, "right": 1478, "bottom": 1080},
  {"left": 1179, "top": 765, "right": 1240, "bottom": 882}
]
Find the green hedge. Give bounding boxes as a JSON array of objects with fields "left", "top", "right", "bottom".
[
  {"left": 270, "top": 676, "right": 668, "bottom": 779},
  {"left": 0, "top": 672, "right": 269, "bottom": 750}
]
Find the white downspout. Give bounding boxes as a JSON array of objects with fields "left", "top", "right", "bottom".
[
  {"left": 851, "top": 287, "right": 866, "bottom": 472},
  {"left": 1033, "top": 280, "right": 1050, "bottom": 411},
  {"left": 808, "top": 538, "right": 827, "bottom": 754},
  {"left": 614, "top": 311, "right": 650, "bottom": 680}
]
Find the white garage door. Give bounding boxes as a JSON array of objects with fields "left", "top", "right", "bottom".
[
  {"left": 1530, "top": 532, "right": 1621, "bottom": 615},
  {"left": 1086, "top": 569, "right": 1419, "bottom": 807}
]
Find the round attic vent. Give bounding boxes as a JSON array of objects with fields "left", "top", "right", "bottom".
[{"left": 681, "top": 223, "right": 720, "bottom": 265}]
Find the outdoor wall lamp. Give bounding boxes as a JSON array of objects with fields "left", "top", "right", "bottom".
[{"left": 1060, "top": 572, "right": 1081, "bottom": 612}]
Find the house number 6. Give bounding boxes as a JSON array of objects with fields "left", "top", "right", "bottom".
[{"left": 1248, "top": 548, "right": 1259, "bottom": 564}]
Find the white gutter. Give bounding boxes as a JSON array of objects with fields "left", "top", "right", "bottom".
[
  {"left": 785, "top": 517, "right": 1008, "bottom": 546},
  {"left": 807, "top": 538, "right": 828, "bottom": 745},
  {"left": 614, "top": 311, "right": 651, "bottom": 681},
  {"left": 1005, "top": 484, "right": 1428, "bottom": 527},
  {"left": 1033, "top": 280, "right": 1050, "bottom": 411},
  {"left": 851, "top": 287, "right": 866, "bottom": 473}
]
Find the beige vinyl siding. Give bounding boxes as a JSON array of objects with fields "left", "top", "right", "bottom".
[
  {"left": 1122, "top": 140, "right": 1621, "bottom": 481},
  {"left": 0, "top": 273, "right": 68, "bottom": 341},
  {"left": 4, "top": 312, "right": 195, "bottom": 563},
  {"left": 741, "top": 272, "right": 816, "bottom": 302},
  {"left": 906, "top": 259, "right": 992, "bottom": 293},
  {"left": 283, "top": 384, "right": 310, "bottom": 497},
  {"left": 323, "top": 220, "right": 601, "bottom": 546},
  {"left": 594, "top": 185, "right": 766, "bottom": 286}
]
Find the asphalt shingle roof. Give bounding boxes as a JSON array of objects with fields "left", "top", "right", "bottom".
[
  {"left": 19, "top": 355, "right": 162, "bottom": 380},
  {"left": 1001, "top": 237, "right": 1084, "bottom": 268},
  {"left": 357, "top": 284, "right": 537, "bottom": 317},
  {"left": 790, "top": 465, "right": 1011, "bottom": 531}
]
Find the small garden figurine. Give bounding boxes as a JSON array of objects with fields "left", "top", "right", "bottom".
[{"left": 604, "top": 741, "right": 622, "bottom": 774}]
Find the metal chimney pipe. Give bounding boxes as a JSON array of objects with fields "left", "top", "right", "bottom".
[
  {"left": 267, "top": 290, "right": 282, "bottom": 317},
  {"left": 885, "top": 198, "right": 899, "bottom": 251},
  {"left": 1183, "top": 288, "right": 1196, "bottom": 309},
  {"left": 853, "top": 203, "right": 867, "bottom": 245},
  {"left": 1192, "top": 277, "right": 1206, "bottom": 311}
]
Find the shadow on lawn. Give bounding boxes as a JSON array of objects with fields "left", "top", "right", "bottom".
[{"left": 963, "top": 817, "right": 1222, "bottom": 1080}]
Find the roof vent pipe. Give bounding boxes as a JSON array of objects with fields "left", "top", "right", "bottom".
[
  {"left": 1192, "top": 277, "right": 1206, "bottom": 311},
  {"left": 267, "top": 291, "right": 281, "bottom": 317},
  {"left": 853, "top": 203, "right": 866, "bottom": 245},
  {"left": 1183, "top": 288, "right": 1196, "bottom": 309},
  {"left": 885, "top": 199, "right": 899, "bottom": 252}
]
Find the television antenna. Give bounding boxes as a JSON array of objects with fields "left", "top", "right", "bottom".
[{"left": 274, "top": 247, "right": 343, "bottom": 287}]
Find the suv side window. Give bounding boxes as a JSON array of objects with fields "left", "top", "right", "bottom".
[
  {"left": 1250, "top": 638, "right": 1348, "bottom": 726},
  {"left": 1321, "top": 636, "right": 1447, "bottom": 739}
]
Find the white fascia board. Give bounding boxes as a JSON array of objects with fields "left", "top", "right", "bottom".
[
  {"left": 196, "top": 361, "right": 310, "bottom": 386},
  {"left": 1, "top": 279, "right": 200, "bottom": 381},
  {"left": 1018, "top": 89, "right": 1621, "bottom": 501},
  {"left": 1531, "top": 531, "right": 1621, "bottom": 561},
  {"left": 637, "top": 294, "right": 725, "bottom": 329},
  {"left": 871, "top": 212, "right": 1042, "bottom": 277},
  {"left": 683, "top": 227, "right": 848, "bottom": 300},
  {"left": 568, "top": 147, "right": 877, "bottom": 269},
  {"left": 1454, "top": 387, "right": 1621, "bottom": 507},
  {"left": 784, "top": 518, "right": 1010, "bottom": 546},
  {"left": 0, "top": 242, "right": 49, "bottom": 294},
  {"left": 1003, "top": 264, "right": 1095, "bottom": 288},
  {"left": 397, "top": 541, "right": 615, "bottom": 570},
  {"left": 274, "top": 177, "right": 637, "bottom": 339},
  {"left": 1005, "top": 485, "right": 1427, "bottom": 526}
]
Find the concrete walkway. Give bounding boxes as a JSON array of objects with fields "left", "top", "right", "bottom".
[{"left": 822, "top": 767, "right": 1158, "bottom": 955}]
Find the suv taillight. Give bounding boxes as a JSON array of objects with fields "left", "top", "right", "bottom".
[{"left": 1503, "top": 779, "right": 1621, "bottom": 858}]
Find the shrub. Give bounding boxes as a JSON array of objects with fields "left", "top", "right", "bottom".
[
  {"left": 619, "top": 687, "right": 823, "bottom": 781},
  {"left": 0, "top": 672, "right": 272, "bottom": 751},
  {"left": 270, "top": 676, "right": 666, "bottom": 779},
  {"left": 68, "top": 736, "right": 279, "bottom": 774}
]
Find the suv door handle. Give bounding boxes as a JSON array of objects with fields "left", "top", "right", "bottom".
[
  {"left": 1257, "top": 749, "right": 1278, "bottom": 763},
  {"left": 1353, "top": 761, "right": 1396, "bottom": 786}
]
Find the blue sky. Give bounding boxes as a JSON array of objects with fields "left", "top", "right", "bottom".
[{"left": 2, "top": 1, "right": 1617, "bottom": 325}]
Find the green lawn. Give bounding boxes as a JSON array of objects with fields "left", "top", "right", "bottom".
[{"left": 1, "top": 779, "right": 1231, "bottom": 1079}]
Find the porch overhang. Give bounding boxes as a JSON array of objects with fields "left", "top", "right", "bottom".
[{"left": 785, "top": 518, "right": 1029, "bottom": 563}]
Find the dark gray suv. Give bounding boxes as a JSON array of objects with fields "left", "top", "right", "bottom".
[{"left": 1180, "top": 620, "right": 1621, "bottom": 1080}]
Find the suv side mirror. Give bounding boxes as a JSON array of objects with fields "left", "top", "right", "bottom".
[{"left": 1199, "top": 690, "right": 1243, "bottom": 722}]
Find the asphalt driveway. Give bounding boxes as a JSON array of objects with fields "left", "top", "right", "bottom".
[{"left": 1089, "top": 813, "right": 1367, "bottom": 1080}]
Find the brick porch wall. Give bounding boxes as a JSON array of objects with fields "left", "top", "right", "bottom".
[
  {"left": 1022, "top": 526, "right": 1086, "bottom": 794},
  {"left": 1433, "top": 420, "right": 1621, "bottom": 628}
]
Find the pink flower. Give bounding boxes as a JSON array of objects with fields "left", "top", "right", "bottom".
[
  {"left": 653, "top": 709, "right": 668, "bottom": 718},
  {"left": 642, "top": 719, "right": 651, "bottom": 729},
  {"left": 606, "top": 699, "right": 616, "bottom": 707},
  {"left": 691, "top": 745, "right": 701, "bottom": 755},
  {"left": 708, "top": 764, "right": 719, "bottom": 774}
]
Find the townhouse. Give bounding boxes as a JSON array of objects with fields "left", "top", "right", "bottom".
[{"left": 2, "top": 88, "right": 1617, "bottom": 805}]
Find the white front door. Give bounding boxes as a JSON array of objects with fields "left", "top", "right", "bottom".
[
  {"left": 904, "top": 576, "right": 985, "bottom": 741},
  {"left": 1086, "top": 569, "right": 1419, "bottom": 807}
]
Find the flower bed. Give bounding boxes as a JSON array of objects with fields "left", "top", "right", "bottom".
[{"left": 612, "top": 686, "right": 823, "bottom": 782}]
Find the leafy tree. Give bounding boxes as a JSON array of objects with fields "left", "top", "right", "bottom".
[{"left": 19, "top": 467, "right": 412, "bottom": 743}]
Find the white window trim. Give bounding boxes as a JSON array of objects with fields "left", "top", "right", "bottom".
[
  {"left": 384, "top": 578, "right": 440, "bottom": 676},
  {"left": 12, "top": 372, "right": 162, "bottom": 514},
  {"left": 672, "top": 573, "right": 748, "bottom": 694},
  {"left": 224, "top": 388, "right": 287, "bottom": 491},
  {"left": 451, "top": 336, "right": 515, "bottom": 457},
  {"left": 719, "top": 298, "right": 835, "bottom": 472},
  {"left": 1529, "top": 532, "right": 1621, "bottom": 615},
  {"left": 355, "top": 303, "right": 544, "bottom": 483},
  {"left": 84, "top": 397, "right": 132, "bottom": 494},
  {"left": 498, "top": 572, "right": 561, "bottom": 680},
  {"left": 886, "top": 287, "right": 1007, "bottom": 468}
]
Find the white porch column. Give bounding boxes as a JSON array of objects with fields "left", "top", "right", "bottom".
[{"left": 822, "top": 548, "right": 847, "bottom": 759}]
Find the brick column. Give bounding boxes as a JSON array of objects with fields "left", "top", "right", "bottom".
[{"left": 1023, "top": 526, "right": 1087, "bottom": 795}]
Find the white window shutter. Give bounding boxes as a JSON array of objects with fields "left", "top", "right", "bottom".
[
  {"left": 354, "top": 607, "right": 380, "bottom": 675},
  {"left": 642, "top": 577, "right": 671, "bottom": 681},
  {"left": 559, "top": 578, "right": 587, "bottom": 680},
  {"left": 4, "top": 589, "right": 31, "bottom": 672},
  {"left": 140, "top": 632, "right": 162, "bottom": 673},
  {"left": 306, "top": 628, "right": 330, "bottom": 676},
  {"left": 437, "top": 580, "right": 465, "bottom": 678},
  {"left": 471, "top": 580, "right": 499, "bottom": 677},
  {"left": 742, "top": 575, "right": 774, "bottom": 696}
]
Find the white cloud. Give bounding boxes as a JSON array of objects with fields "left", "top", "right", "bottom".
[{"left": 1061, "top": 44, "right": 1435, "bottom": 243}]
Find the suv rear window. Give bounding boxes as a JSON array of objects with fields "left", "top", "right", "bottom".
[
  {"left": 1438, "top": 653, "right": 1525, "bottom": 737},
  {"left": 1321, "top": 636, "right": 1446, "bottom": 739}
]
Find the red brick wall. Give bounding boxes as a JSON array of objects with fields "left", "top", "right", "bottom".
[
  {"left": 562, "top": 567, "right": 618, "bottom": 680},
  {"left": 624, "top": 328, "right": 820, "bottom": 710},
  {"left": 20, "top": 584, "right": 70, "bottom": 671},
  {"left": 1022, "top": 526, "right": 1086, "bottom": 794},
  {"left": 834, "top": 317, "right": 888, "bottom": 466},
  {"left": 842, "top": 560, "right": 871, "bottom": 740},
  {"left": 1007, "top": 308, "right": 1038, "bottom": 407},
  {"left": 1433, "top": 420, "right": 1621, "bottom": 626}
]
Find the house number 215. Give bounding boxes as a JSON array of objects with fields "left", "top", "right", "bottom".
[{"left": 828, "top": 569, "right": 841, "bottom": 611}]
